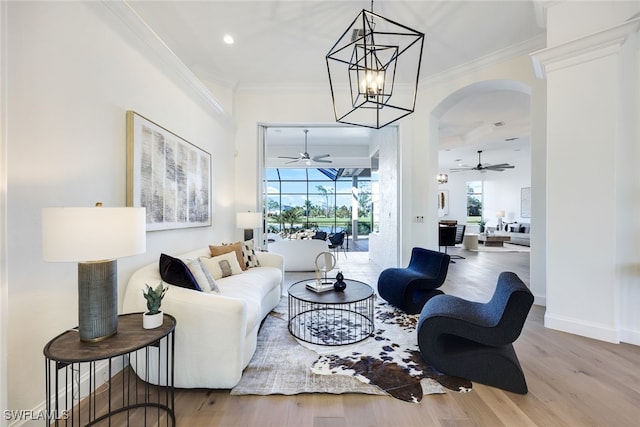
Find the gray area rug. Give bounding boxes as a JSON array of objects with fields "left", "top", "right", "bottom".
[
  {"left": 230, "top": 303, "right": 388, "bottom": 397},
  {"left": 231, "top": 298, "right": 471, "bottom": 402}
]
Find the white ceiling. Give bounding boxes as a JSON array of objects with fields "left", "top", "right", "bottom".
[{"left": 126, "top": 0, "right": 545, "bottom": 170}]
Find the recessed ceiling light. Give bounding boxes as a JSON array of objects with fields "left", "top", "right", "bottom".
[{"left": 223, "top": 34, "right": 234, "bottom": 45}]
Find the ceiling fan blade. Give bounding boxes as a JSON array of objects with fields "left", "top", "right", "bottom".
[
  {"left": 484, "top": 164, "right": 514, "bottom": 170},
  {"left": 449, "top": 167, "right": 473, "bottom": 172},
  {"left": 280, "top": 130, "right": 335, "bottom": 166}
]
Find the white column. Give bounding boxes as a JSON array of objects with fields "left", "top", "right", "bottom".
[{"left": 531, "top": 14, "right": 640, "bottom": 343}]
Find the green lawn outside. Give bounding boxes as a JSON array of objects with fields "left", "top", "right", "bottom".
[{"left": 267, "top": 216, "right": 376, "bottom": 234}]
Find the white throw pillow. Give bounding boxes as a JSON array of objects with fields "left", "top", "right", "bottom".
[
  {"left": 187, "top": 258, "right": 220, "bottom": 293},
  {"left": 200, "top": 251, "right": 243, "bottom": 280}
]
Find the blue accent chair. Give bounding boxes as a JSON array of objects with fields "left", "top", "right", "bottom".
[
  {"left": 328, "top": 231, "right": 347, "bottom": 258},
  {"left": 417, "top": 271, "right": 534, "bottom": 394},
  {"left": 311, "top": 231, "right": 327, "bottom": 240},
  {"left": 377, "top": 247, "right": 450, "bottom": 314}
]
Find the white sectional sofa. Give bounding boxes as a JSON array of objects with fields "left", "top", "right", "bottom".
[
  {"left": 268, "top": 238, "right": 330, "bottom": 271},
  {"left": 122, "top": 247, "right": 284, "bottom": 389},
  {"left": 504, "top": 223, "right": 531, "bottom": 246}
]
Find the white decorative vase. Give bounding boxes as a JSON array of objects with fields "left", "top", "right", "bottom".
[{"left": 143, "top": 311, "right": 163, "bottom": 329}]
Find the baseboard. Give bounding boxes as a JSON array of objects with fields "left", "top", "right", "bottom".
[
  {"left": 532, "top": 293, "right": 546, "bottom": 307},
  {"left": 619, "top": 328, "right": 640, "bottom": 346},
  {"left": 544, "top": 312, "right": 620, "bottom": 343},
  {"left": 9, "top": 359, "right": 125, "bottom": 427}
]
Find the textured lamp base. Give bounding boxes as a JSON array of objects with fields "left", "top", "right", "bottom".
[{"left": 78, "top": 260, "right": 118, "bottom": 342}]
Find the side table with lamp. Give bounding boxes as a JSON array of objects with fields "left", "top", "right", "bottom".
[{"left": 41, "top": 203, "right": 176, "bottom": 426}]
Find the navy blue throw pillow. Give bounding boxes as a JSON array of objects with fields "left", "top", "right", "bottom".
[{"left": 159, "top": 253, "right": 202, "bottom": 291}]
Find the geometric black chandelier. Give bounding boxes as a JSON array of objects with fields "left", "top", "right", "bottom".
[{"left": 326, "top": 1, "right": 425, "bottom": 129}]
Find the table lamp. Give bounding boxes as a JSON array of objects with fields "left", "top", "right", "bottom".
[
  {"left": 42, "top": 203, "right": 146, "bottom": 342},
  {"left": 496, "top": 210, "right": 506, "bottom": 231},
  {"left": 236, "top": 212, "right": 262, "bottom": 241}
]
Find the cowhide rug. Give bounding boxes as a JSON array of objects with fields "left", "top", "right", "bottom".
[
  {"left": 230, "top": 298, "right": 472, "bottom": 403},
  {"left": 304, "top": 300, "right": 472, "bottom": 403}
]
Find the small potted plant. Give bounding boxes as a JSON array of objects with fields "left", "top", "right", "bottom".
[
  {"left": 142, "top": 282, "right": 167, "bottom": 329},
  {"left": 478, "top": 219, "right": 487, "bottom": 233}
]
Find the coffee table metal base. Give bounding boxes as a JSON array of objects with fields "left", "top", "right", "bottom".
[{"left": 288, "top": 279, "right": 375, "bottom": 346}]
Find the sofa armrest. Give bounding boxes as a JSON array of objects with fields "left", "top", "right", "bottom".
[
  {"left": 256, "top": 251, "right": 284, "bottom": 294},
  {"left": 123, "top": 271, "right": 250, "bottom": 388},
  {"left": 257, "top": 251, "right": 283, "bottom": 268}
]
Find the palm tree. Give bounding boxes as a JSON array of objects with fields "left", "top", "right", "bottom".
[
  {"left": 266, "top": 198, "right": 279, "bottom": 213},
  {"left": 303, "top": 200, "right": 313, "bottom": 216},
  {"left": 358, "top": 189, "right": 372, "bottom": 216},
  {"left": 280, "top": 207, "right": 303, "bottom": 233},
  {"left": 316, "top": 185, "right": 330, "bottom": 217}
]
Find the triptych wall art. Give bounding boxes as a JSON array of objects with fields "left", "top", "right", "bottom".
[{"left": 126, "top": 111, "right": 211, "bottom": 231}]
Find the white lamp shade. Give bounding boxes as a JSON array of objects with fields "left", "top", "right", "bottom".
[
  {"left": 236, "top": 212, "right": 262, "bottom": 229},
  {"left": 496, "top": 210, "right": 506, "bottom": 218},
  {"left": 43, "top": 207, "right": 146, "bottom": 262}
]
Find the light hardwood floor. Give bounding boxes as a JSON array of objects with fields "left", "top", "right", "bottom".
[{"left": 97, "top": 246, "right": 640, "bottom": 426}]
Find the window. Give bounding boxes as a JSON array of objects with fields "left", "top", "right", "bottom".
[
  {"left": 264, "top": 168, "right": 376, "bottom": 236},
  {"left": 466, "top": 181, "right": 483, "bottom": 223}
]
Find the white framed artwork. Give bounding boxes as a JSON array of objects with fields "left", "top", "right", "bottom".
[
  {"left": 438, "top": 190, "right": 449, "bottom": 218},
  {"left": 126, "top": 111, "right": 211, "bottom": 231}
]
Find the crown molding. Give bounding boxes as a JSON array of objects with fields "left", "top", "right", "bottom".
[
  {"left": 530, "top": 17, "right": 640, "bottom": 79},
  {"left": 235, "top": 82, "right": 330, "bottom": 94},
  {"left": 238, "top": 34, "right": 547, "bottom": 94},
  {"left": 94, "top": 1, "right": 230, "bottom": 122},
  {"left": 420, "top": 34, "right": 547, "bottom": 88}
]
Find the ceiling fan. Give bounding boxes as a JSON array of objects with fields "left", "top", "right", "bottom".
[
  {"left": 450, "top": 150, "right": 515, "bottom": 172},
  {"left": 278, "top": 129, "right": 332, "bottom": 165}
]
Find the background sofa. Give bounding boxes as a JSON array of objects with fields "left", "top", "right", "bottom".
[
  {"left": 504, "top": 223, "right": 530, "bottom": 246},
  {"left": 268, "top": 238, "right": 329, "bottom": 271},
  {"left": 485, "top": 223, "right": 530, "bottom": 246},
  {"left": 122, "top": 247, "right": 284, "bottom": 389}
]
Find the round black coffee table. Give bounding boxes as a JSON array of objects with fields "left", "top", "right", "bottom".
[{"left": 288, "top": 278, "right": 375, "bottom": 345}]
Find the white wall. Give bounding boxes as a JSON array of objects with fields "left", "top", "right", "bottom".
[
  {"left": 368, "top": 126, "right": 399, "bottom": 268},
  {"left": 0, "top": 0, "right": 8, "bottom": 419},
  {"left": 533, "top": 2, "right": 640, "bottom": 344},
  {"left": 4, "top": 2, "right": 234, "bottom": 423},
  {"left": 233, "top": 86, "right": 336, "bottom": 213}
]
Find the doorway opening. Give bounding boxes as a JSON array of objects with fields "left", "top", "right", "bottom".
[{"left": 259, "top": 124, "right": 399, "bottom": 265}]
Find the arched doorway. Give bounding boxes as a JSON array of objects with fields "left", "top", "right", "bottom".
[{"left": 433, "top": 79, "right": 533, "bottom": 274}]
